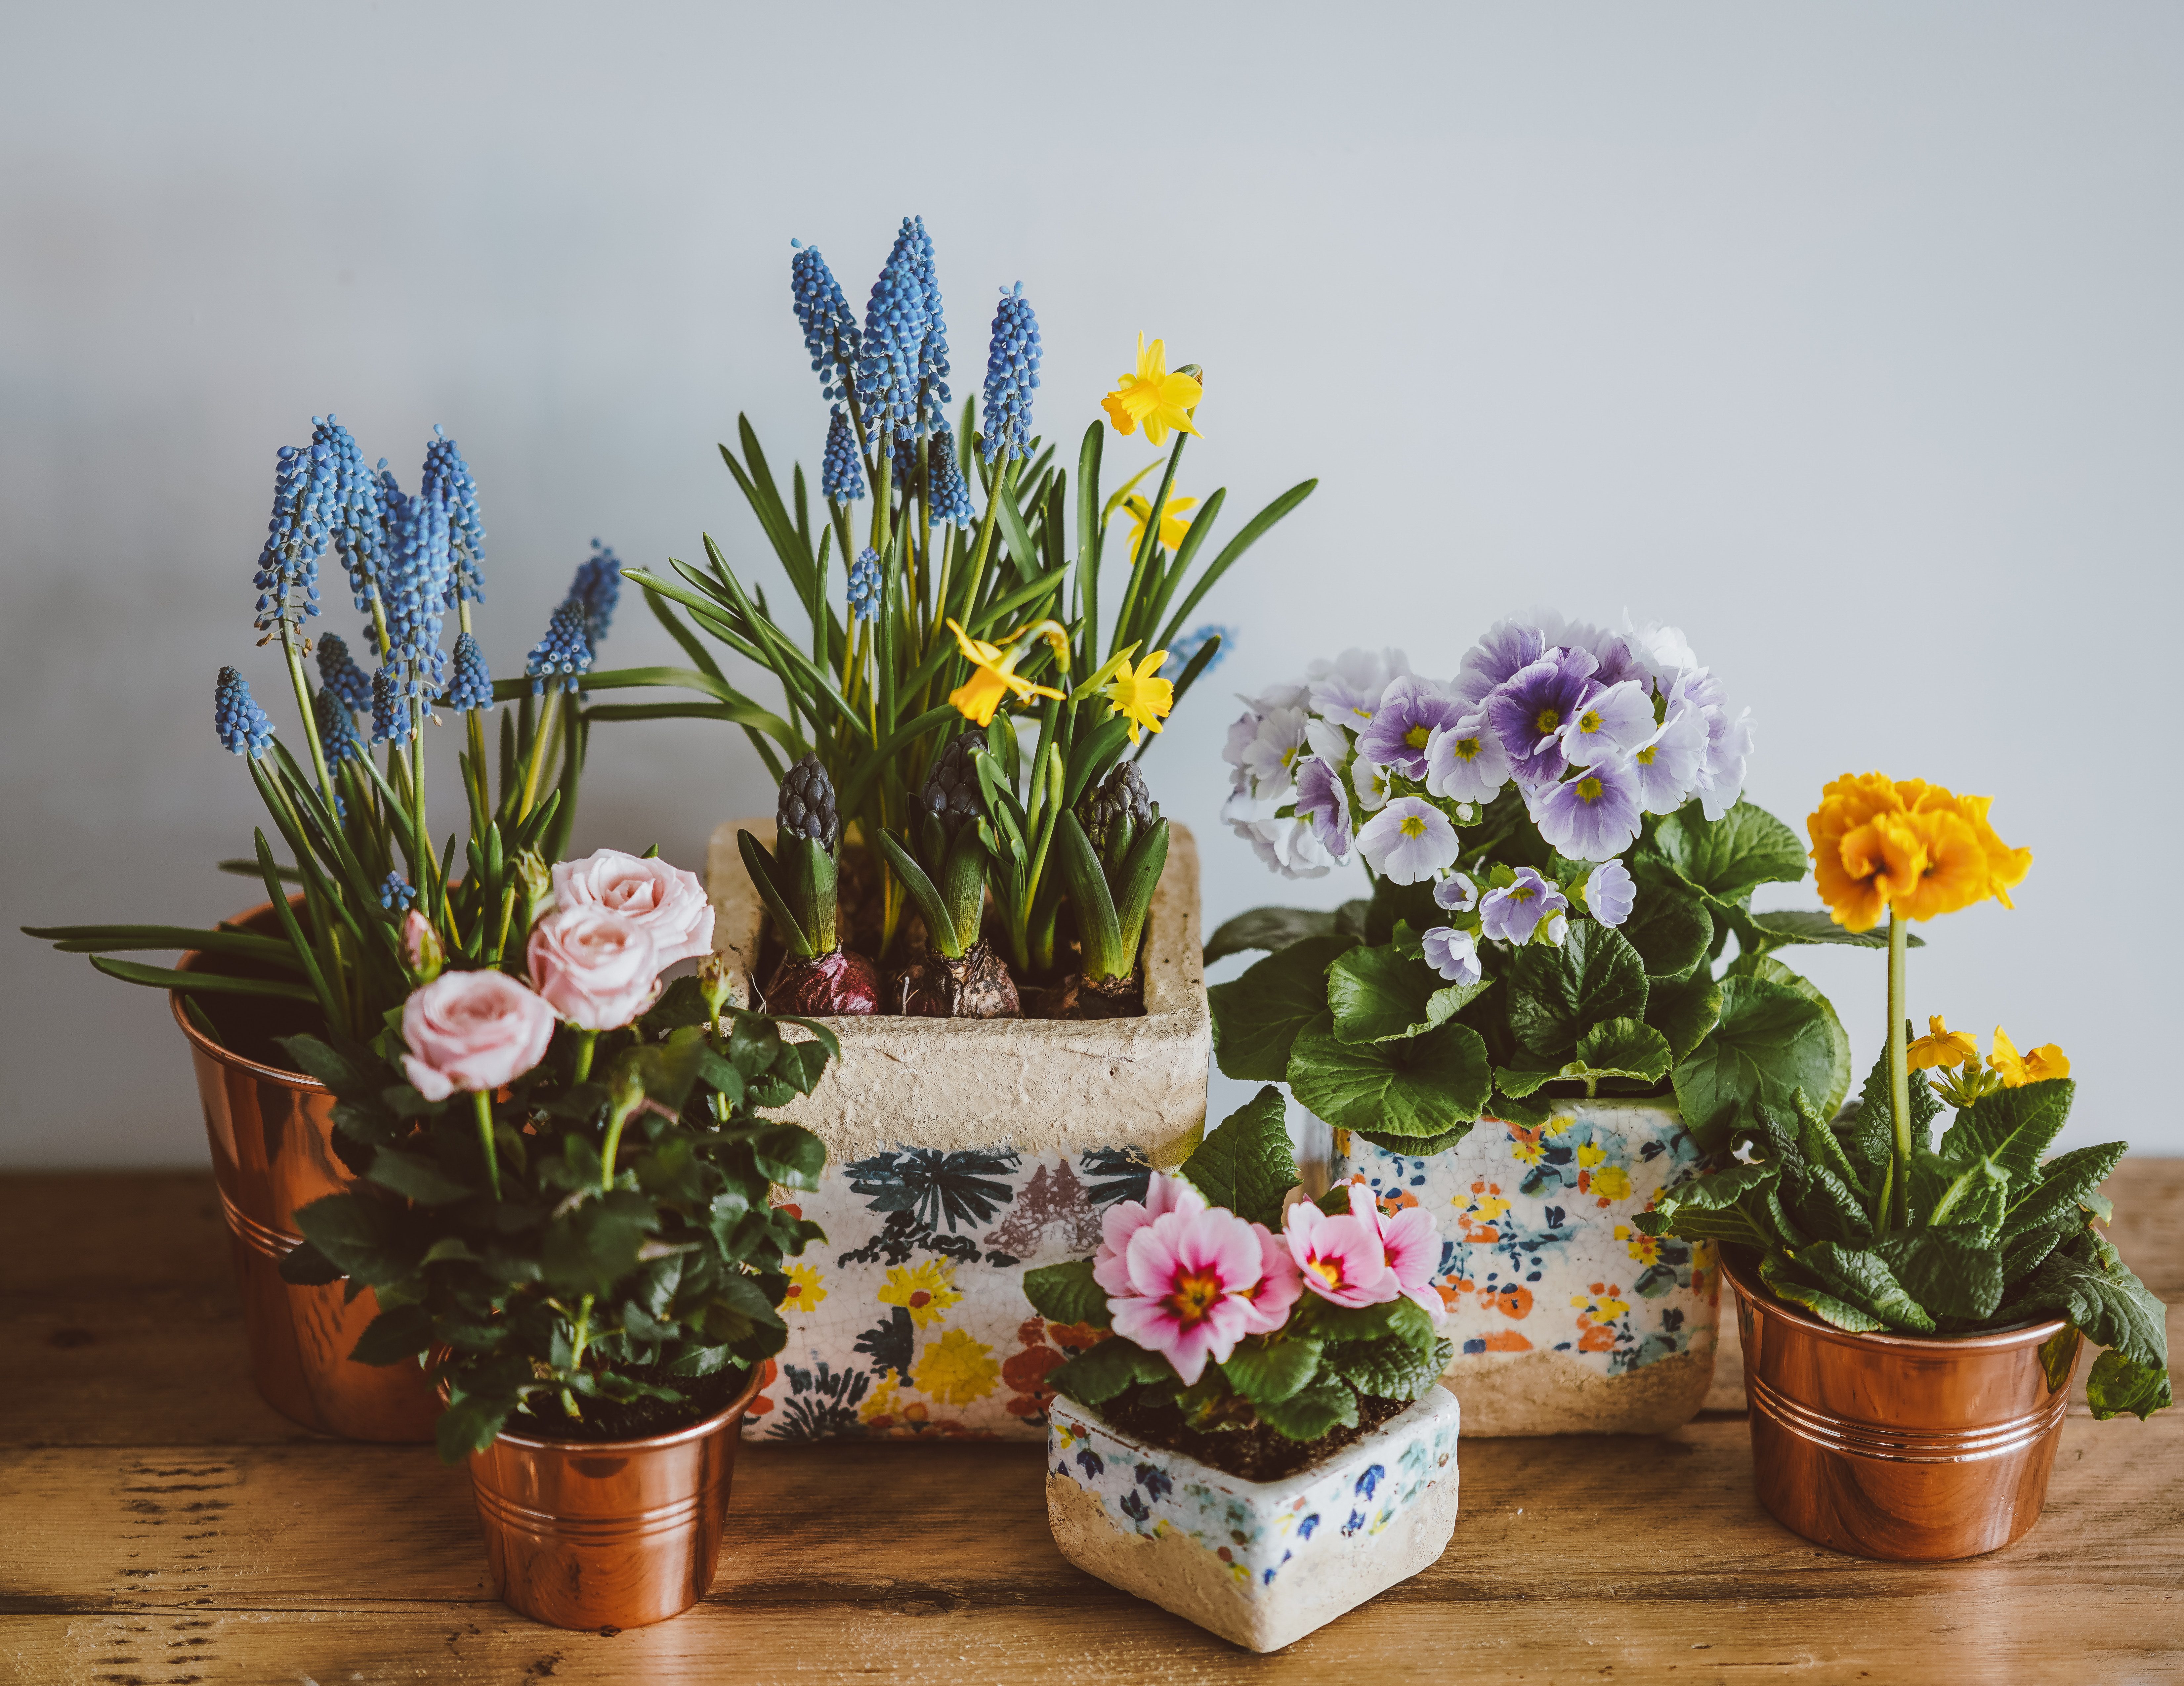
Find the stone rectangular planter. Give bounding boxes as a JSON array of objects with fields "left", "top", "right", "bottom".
[
  {"left": 1045, "top": 1386, "right": 1462, "bottom": 1652},
  {"left": 1334, "top": 1099, "right": 1720, "bottom": 1435},
  {"left": 707, "top": 819, "right": 1210, "bottom": 1441}
]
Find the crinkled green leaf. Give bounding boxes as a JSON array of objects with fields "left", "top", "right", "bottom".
[
  {"left": 1743, "top": 909, "right": 1924, "bottom": 950},
  {"left": 1873, "top": 1227, "right": 2004, "bottom": 1323},
  {"left": 1569, "top": 1016, "right": 1673, "bottom": 1085},
  {"left": 1651, "top": 800, "right": 1807, "bottom": 907},
  {"left": 1796, "top": 1242, "right": 1937, "bottom": 1333},
  {"left": 2004, "top": 1142, "right": 2128, "bottom": 1238},
  {"left": 1354, "top": 1121, "right": 1478, "bottom": 1156},
  {"left": 1846, "top": 1031, "right": 1941, "bottom": 1177},
  {"left": 1288, "top": 1018, "right": 1492, "bottom": 1140},
  {"left": 1256, "top": 1375, "right": 1360, "bottom": 1441},
  {"left": 1209, "top": 935, "right": 1356, "bottom": 1081},
  {"left": 1220, "top": 1335, "right": 1324, "bottom": 1406},
  {"left": 1620, "top": 887, "right": 1712, "bottom": 983},
  {"left": 1505, "top": 923, "right": 1648, "bottom": 1061},
  {"left": 1022, "top": 1259, "right": 1111, "bottom": 1329},
  {"left": 1049, "top": 1335, "right": 1174, "bottom": 1405},
  {"left": 1322, "top": 1334, "right": 1446, "bottom": 1402},
  {"left": 1760, "top": 1250, "right": 1891, "bottom": 1332},
  {"left": 1637, "top": 1161, "right": 1779, "bottom": 1248},
  {"left": 1179, "top": 1085, "right": 1300, "bottom": 1229},
  {"left": 2087, "top": 1349, "right": 2174, "bottom": 1420},
  {"left": 2001, "top": 1231, "right": 2169, "bottom": 1376},
  {"left": 1731, "top": 956, "right": 1852, "bottom": 1119},
  {"left": 1939, "top": 1079, "right": 2073, "bottom": 1184},
  {"left": 1645, "top": 972, "right": 1722, "bottom": 1063}
]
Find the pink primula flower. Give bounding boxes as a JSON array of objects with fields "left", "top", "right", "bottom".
[
  {"left": 1283, "top": 1201, "right": 1400, "bottom": 1308},
  {"left": 1236, "top": 1221, "right": 1304, "bottom": 1335},
  {"left": 1092, "top": 1171, "right": 1207, "bottom": 1297},
  {"left": 1108, "top": 1206, "right": 1267, "bottom": 1385},
  {"left": 1345, "top": 1184, "right": 1449, "bottom": 1323}
]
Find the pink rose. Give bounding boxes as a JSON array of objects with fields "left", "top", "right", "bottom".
[
  {"left": 526, "top": 906, "right": 661, "bottom": 1031},
  {"left": 551, "top": 848, "right": 715, "bottom": 969},
  {"left": 400, "top": 970, "right": 557, "bottom": 1102}
]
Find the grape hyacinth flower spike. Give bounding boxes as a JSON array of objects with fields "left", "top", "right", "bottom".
[
  {"left": 315, "top": 632, "right": 372, "bottom": 714},
  {"left": 526, "top": 600, "right": 592, "bottom": 695},
  {"left": 846, "top": 549, "right": 882, "bottom": 622},
  {"left": 214, "top": 667, "right": 274, "bottom": 758},
  {"left": 379, "top": 871, "right": 417, "bottom": 912},
  {"left": 981, "top": 282, "right": 1041, "bottom": 463},
  {"left": 571, "top": 540, "right": 621, "bottom": 649},
  {"left": 441, "top": 632, "right": 494, "bottom": 713},
  {"left": 856, "top": 219, "right": 929, "bottom": 444},
  {"left": 314, "top": 685, "right": 362, "bottom": 765},
  {"left": 790, "top": 238, "right": 861, "bottom": 405},
  {"left": 906, "top": 214, "right": 951, "bottom": 434},
  {"left": 925, "top": 420, "right": 977, "bottom": 527},
  {"left": 822, "top": 406, "right": 866, "bottom": 503},
  {"left": 252, "top": 436, "right": 333, "bottom": 639},
  {"left": 421, "top": 426, "right": 485, "bottom": 607}
]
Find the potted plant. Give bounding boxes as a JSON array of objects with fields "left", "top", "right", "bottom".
[
  {"left": 628, "top": 216, "right": 1317, "bottom": 1439},
  {"left": 273, "top": 878, "right": 832, "bottom": 1628},
  {"left": 1639, "top": 773, "right": 2170, "bottom": 1560},
  {"left": 22, "top": 415, "right": 623, "bottom": 1439},
  {"left": 1026, "top": 1087, "right": 1462, "bottom": 1652},
  {"left": 1205, "top": 617, "right": 1876, "bottom": 1434}
]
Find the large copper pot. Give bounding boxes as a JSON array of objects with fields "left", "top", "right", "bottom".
[
  {"left": 174, "top": 910, "right": 439, "bottom": 1441},
  {"left": 466, "top": 1364, "right": 767, "bottom": 1629},
  {"left": 1725, "top": 1248, "right": 2080, "bottom": 1561}
]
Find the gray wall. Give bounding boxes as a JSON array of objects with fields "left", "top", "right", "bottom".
[{"left": 4, "top": 3, "right": 2177, "bottom": 1166}]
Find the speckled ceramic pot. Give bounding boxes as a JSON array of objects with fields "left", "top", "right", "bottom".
[
  {"left": 709, "top": 820, "right": 1210, "bottom": 1442},
  {"left": 1046, "top": 1386, "right": 1463, "bottom": 1652},
  {"left": 1333, "top": 1099, "right": 1721, "bottom": 1435}
]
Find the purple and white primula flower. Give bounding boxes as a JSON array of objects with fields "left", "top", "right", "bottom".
[
  {"left": 1355, "top": 796, "right": 1459, "bottom": 884},
  {"left": 1529, "top": 757, "right": 1643, "bottom": 861},
  {"left": 1354, "top": 674, "right": 1465, "bottom": 780},
  {"left": 1629, "top": 698, "right": 1709, "bottom": 814},
  {"left": 1422, "top": 925, "right": 1483, "bottom": 986},
  {"left": 1306, "top": 647, "right": 1407, "bottom": 733},
  {"left": 1423, "top": 713, "right": 1510, "bottom": 805},
  {"left": 1583, "top": 858, "right": 1636, "bottom": 928},
  {"left": 1452, "top": 619, "right": 1546, "bottom": 708},
  {"left": 1558, "top": 679, "right": 1657, "bottom": 767},
  {"left": 1294, "top": 754, "right": 1353, "bottom": 861},
  {"left": 1222, "top": 684, "right": 1335, "bottom": 880},
  {"left": 1433, "top": 871, "right": 1478, "bottom": 914},
  {"left": 1478, "top": 867, "right": 1569, "bottom": 945},
  {"left": 1483, "top": 645, "right": 1601, "bottom": 788}
]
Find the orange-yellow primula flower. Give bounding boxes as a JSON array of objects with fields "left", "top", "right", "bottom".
[
  {"left": 944, "top": 618, "right": 1066, "bottom": 727},
  {"left": 1906, "top": 1015, "right": 1980, "bottom": 1072},
  {"left": 1808, "top": 773, "right": 2031, "bottom": 931},
  {"left": 1101, "top": 334, "right": 1203, "bottom": 446},
  {"left": 1103, "top": 647, "right": 1175, "bottom": 744},
  {"left": 1989, "top": 1027, "right": 2070, "bottom": 1088},
  {"left": 1123, "top": 493, "right": 1197, "bottom": 557}
]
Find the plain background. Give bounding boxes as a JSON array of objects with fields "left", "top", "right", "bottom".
[{"left": 3, "top": 2, "right": 2176, "bottom": 1167}]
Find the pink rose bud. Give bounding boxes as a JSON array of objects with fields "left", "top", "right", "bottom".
[
  {"left": 401, "top": 910, "right": 445, "bottom": 983},
  {"left": 526, "top": 906, "right": 661, "bottom": 1031},
  {"left": 550, "top": 848, "right": 716, "bottom": 969},
  {"left": 399, "top": 970, "right": 557, "bottom": 1102}
]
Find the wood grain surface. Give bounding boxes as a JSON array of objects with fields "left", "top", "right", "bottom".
[{"left": 2, "top": 1164, "right": 2178, "bottom": 1685}]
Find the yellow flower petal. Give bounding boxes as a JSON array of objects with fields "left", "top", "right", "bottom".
[{"left": 1907, "top": 1013, "right": 1980, "bottom": 1072}]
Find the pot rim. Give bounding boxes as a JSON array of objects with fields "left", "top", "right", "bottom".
[
  {"left": 480, "top": 1361, "right": 767, "bottom": 1455},
  {"left": 170, "top": 897, "right": 329, "bottom": 1092},
  {"left": 1721, "top": 1245, "right": 2069, "bottom": 1353}
]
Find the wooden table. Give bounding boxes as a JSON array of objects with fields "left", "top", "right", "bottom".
[{"left": 3, "top": 1165, "right": 2178, "bottom": 1685}]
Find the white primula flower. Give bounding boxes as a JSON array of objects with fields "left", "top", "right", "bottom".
[
  {"left": 1423, "top": 713, "right": 1512, "bottom": 804},
  {"left": 1355, "top": 796, "right": 1460, "bottom": 884},
  {"left": 1353, "top": 757, "right": 1394, "bottom": 813},
  {"left": 1434, "top": 871, "right": 1479, "bottom": 913},
  {"left": 1304, "top": 713, "right": 1353, "bottom": 769},
  {"left": 1629, "top": 701, "right": 1708, "bottom": 814},
  {"left": 1557, "top": 679, "right": 1657, "bottom": 767},
  {"left": 1541, "top": 911, "right": 1569, "bottom": 946},
  {"left": 1306, "top": 648, "right": 1410, "bottom": 732},
  {"left": 1582, "top": 859, "right": 1636, "bottom": 928},
  {"left": 1621, "top": 614, "right": 1699, "bottom": 687},
  {"left": 1237, "top": 706, "right": 1313, "bottom": 803},
  {"left": 1421, "top": 926, "right": 1483, "bottom": 986},
  {"left": 1698, "top": 707, "right": 1754, "bottom": 820},
  {"left": 1230, "top": 813, "right": 1334, "bottom": 880}
]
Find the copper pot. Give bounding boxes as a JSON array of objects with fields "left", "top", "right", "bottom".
[
  {"left": 174, "top": 908, "right": 438, "bottom": 1442},
  {"left": 1724, "top": 1248, "right": 2080, "bottom": 1560},
  {"left": 466, "top": 1364, "right": 767, "bottom": 1629}
]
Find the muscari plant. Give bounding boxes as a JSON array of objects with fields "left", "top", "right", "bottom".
[
  {"left": 606, "top": 215, "right": 1309, "bottom": 983},
  {"left": 1023, "top": 1087, "right": 1452, "bottom": 1453},
  {"left": 878, "top": 730, "right": 1023, "bottom": 1017},
  {"left": 25, "top": 415, "right": 624, "bottom": 1050},
  {"left": 737, "top": 753, "right": 884, "bottom": 1016},
  {"left": 1052, "top": 761, "right": 1171, "bottom": 1016},
  {"left": 1206, "top": 617, "right": 1874, "bottom": 1159},
  {"left": 1640, "top": 775, "right": 2170, "bottom": 1419}
]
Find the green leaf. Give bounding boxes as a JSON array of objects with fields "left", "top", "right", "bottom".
[
  {"left": 1208, "top": 935, "right": 1356, "bottom": 1082},
  {"left": 1645, "top": 972, "right": 1722, "bottom": 1063},
  {"left": 1022, "top": 1259, "right": 1112, "bottom": 1329},
  {"left": 1492, "top": 1064, "right": 1557, "bottom": 1099},
  {"left": 1797, "top": 1242, "right": 1937, "bottom": 1333},
  {"left": 276, "top": 1239, "right": 343, "bottom": 1286},
  {"left": 87, "top": 956, "right": 318, "bottom": 1002},
  {"left": 1178, "top": 1086, "right": 1300, "bottom": 1229},
  {"left": 747, "top": 1123, "right": 826, "bottom": 1190},
  {"left": 1729, "top": 956, "right": 1853, "bottom": 1119},
  {"left": 1620, "top": 889, "right": 1712, "bottom": 983},
  {"left": 1048, "top": 1336, "right": 1174, "bottom": 1405},
  {"left": 436, "top": 1391, "right": 514, "bottom": 1462},
  {"left": 1322, "top": 1334, "right": 1446, "bottom": 1402},
  {"left": 1504, "top": 923, "right": 1649, "bottom": 1061},
  {"left": 364, "top": 1148, "right": 474, "bottom": 1207},
  {"left": 275, "top": 1034, "right": 370, "bottom": 1097},
  {"left": 1848, "top": 1032, "right": 1941, "bottom": 1176},
  {"left": 1255, "top": 1375, "right": 1360, "bottom": 1442},
  {"left": 1872, "top": 1228, "right": 2003, "bottom": 1324},
  {"left": 541, "top": 1195, "right": 654, "bottom": 1295},
  {"left": 1744, "top": 909, "right": 1924, "bottom": 950},
  {"left": 1287, "top": 1019, "right": 1492, "bottom": 1141},
  {"left": 1651, "top": 800, "right": 1807, "bottom": 907},
  {"left": 1670, "top": 975, "right": 1839, "bottom": 1150},
  {"left": 1354, "top": 1122, "right": 1478, "bottom": 1156},
  {"left": 294, "top": 1192, "right": 410, "bottom": 1287},
  {"left": 1219, "top": 1335, "right": 1324, "bottom": 1407},
  {"left": 2003, "top": 1142, "right": 2128, "bottom": 1238},
  {"left": 1326, "top": 946, "right": 1475, "bottom": 1045},
  {"left": 1637, "top": 1161, "right": 1780, "bottom": 1248},
  {"left": 1568, "top": 1016, "right": 1673, "bottom": 1085},
  {"left": 349, "top": 1303, "right": 435, "bottom": 1367},
  {"left": 1939, "top": 1079, "right": 2074, "bottom": 1184},
  {"left": 1759, "top": 1251, "right": 1891, "bottom": 1332},
  {"left": 2087, "top": 1349, "right": 2174, "bottom": 1420},
  {"left": 1204, "top": 906, "right": 1340, "bottom": 965},
  {"left": 2002, "top": 1233, "right": 2169, "bottom": 1377}
]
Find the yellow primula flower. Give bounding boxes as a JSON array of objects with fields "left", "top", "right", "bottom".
[
  {"left": 778, "top": 1262, "right": 827, "bottom": 1314},
  {"left": 1989, "top": 1027, "right": 2070, "bottom": 1088},
  {"left": 878, "top": 1259, "right": 962, "bottom": 1329},
  {"left": 1101, "top": 334, "right": 1203, "bottom": 445},
  {"left": 945, "top": 618, "right": 1066, "bottom": 727},
  {"left": 911, "top": 1328, "right": 1000, "bottom": 1406},
  {"left": 1809, "top": 774, "right": 2032, "bottom": 930},
  {"left": 1123, "top": 493, "right": 1197, "bottom": 556},
  {"left": 1103, "top": 647, "right": 1174, "bottom": 744},
  {"left": 1907, "top": 1014, "right": 1980, "bottom": 1072}
]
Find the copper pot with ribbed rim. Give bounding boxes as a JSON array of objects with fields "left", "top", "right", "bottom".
[
  {"left": 465, "top": 1363, "right": 767, "bottom": 1629},
  {"left": 1724, "top": 1247, "right": 2081, "bottom": 1561},
  {"left": 174, "top": 905, "right": 438, "bottom": 1441}
]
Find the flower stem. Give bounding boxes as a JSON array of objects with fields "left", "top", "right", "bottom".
[
  {"left": 1887, "top": 911, "right": 1911, "bottom": 1232},
  {"left": 517, "top": 690, "right": 559, "bottom": 822},
  {"left": 571, "top": 1029, "right": 598, "bottom": 1085},
  {"left": 562, "top": 1292, "right": 593, "bottom": 1420},
  {"left": 470, "top": 1088, "right": 502, "bottom": 1200},
  {"left": 275, "top": 619, "right": 337, "bottom": 805}
]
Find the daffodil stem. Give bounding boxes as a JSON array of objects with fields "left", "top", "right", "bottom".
[{"left": 1887, "top": 911, "right": 1911, "bottom": 1232}]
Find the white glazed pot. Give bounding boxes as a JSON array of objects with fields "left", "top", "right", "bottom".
[
  {"left": 1046, "top": 1385, "right": 1462, "bottom": 1652},
  {"left": 709, "top": 819, "right": 1211, "bottom": 1442},
  {"left": 1333, "top": 1099, "right": 1720, "bottom": 1435}
]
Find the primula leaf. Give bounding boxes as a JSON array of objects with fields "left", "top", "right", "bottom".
[
  {"left": 1848, "top": 1032, "right": 1942, "bottom": 1175},
  {"left": 2001, "top": 1232, "right": 2169, "bottom": 1376},
  {"left": 1327, "top": 945, "right": 1477, "bottom": 1045},
  {"left": 1287, "top": 1018, "right": 1492, "bottom": 1141},
  {"left": 1220, "top": 1335, "right": 1324, "bottom": 1406},
  {"left": 1731, "top": 956, "right": 1852, "bottom": 1119},
  {"left": 1022, "top": 1259, "right": 1112, "bottom": 1329},
  {"left": 1645, "top": 972, "right": 1722, "bottom": 1063},
  {"left": 1322, "top": 1334, "right": 1447, "bottom": 1402},
  {"left": 1049, "top": 1335, "right": 1173, "bottom": 1405},
  {"left": 1179, "top": 1086, "right": 1300, "bottom": 1229},
  {"left": 1569, "top": 1017, "right": 1673, "bottom": 1085},
  {"left": 1939, "top": 1079, "right": 2074, "bottom": 1184},
  {"left": 1798, "top": 1242, "right": 1938, "bottom": 1332},
  {"left": 2004, "top": 1142, "right": 2128, "bottom": 1238},
  {"left": 1743, "top": 909, "right": 1923, "bottom": 950},
  {"left": 2087, "top": 1349, "right": 2175, "bottom": 1420},
  {"left": 1637, "top": 1161, "right": 1779, "bottom": 1248},
  {"left": 1651, "top": 800, "right": 1807, "bottom": 907},
  {"left": 1620, "top": 888, "right": 1712, "bottom": 983},
  {"left": 1872, "top": 1227, "right": 2005, "bottom": 1324},
  {"left": 1204, "top": 906, "right": 1341, "bottom": 965},
  {"left": 1924, "top": 1155, "right": 2011, "bottom": 1243},
  {"left": 1300, "top": 1293, "right": 1434, "bottom": 1345},
  {"left": 1209, "top": 935, "right": 1356, "bottom": 1082},
  {"left": 1759, "top": 1250, "right": 1891, "bottom": 1332},
  {"left": 1492, "top": 1064, "right": 1557, "bottom": 1099},
  {"left": 1256, "top": 1375, "right": 1360, "bottom": 1441},
  {"left": 1504, "top": 923, "right": 1649, "bottom": 1061},
  {"left": 1354, "top": 1121, "right": 1478, "bottom": 1156},
  {"left": 1671, "top": 976, "right": 1839, "bottom": 1151}
]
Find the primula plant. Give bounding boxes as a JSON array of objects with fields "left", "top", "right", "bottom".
[
  {"left": 1641, "top": 776, "right": 2170, "bottom": 1418},
  {"left": 273, "top": 847, "right": 836, "bottom": 1460},
  {"left": 1022, "top": 1088, "right": 1452, "bottom": 1480},
  {"left": 1206, "top": 617, "right": 1874, "bottom": 1157},
  {"left": 611, "top": 216, "right": 1312, "bottom": 1013},
  {"left": 26, "top": 415, "right": 625, "bottom": 1057}
]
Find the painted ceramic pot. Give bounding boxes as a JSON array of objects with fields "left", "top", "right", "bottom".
[
  {"left": 709, "top": 820, "right": 1210, "bottom": 1442},
  {"left": 1046, "top": 1386, "right": 1462, "bottom": 1652},
  {"left": 1725, "top": 1249, "right": 2082, "bottom": 1560},
  {"left": 1333, "top": 1099, "right": 1720, "bottom": 1434},
  {"left": 175, "top": 911, "right": 438, "bottom": 1442}
]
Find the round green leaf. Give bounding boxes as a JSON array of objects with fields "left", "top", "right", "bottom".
[
  {"left": 1505, "top": 922, "right": 1649, "bottom": 1060},
  {"left": 1570, "top": 1016, "right": 1673, "bottom": 1084},
  {"left": 1288, "top": 1018, "right": 1492, "bottom": 1140},
  {"left": 1731, "top": 954, "right": 1852, "bottom": 1117},
  {"left": 1670, "top": 974, "right": 1839, "bottom": 1148},
  {"left": 1620, "top": 886, "right": 1712, "bottom": 982},
  {"left": 1327, "top": 945, "right": 1481, "bottom": 1044},
  {"left": 1208, "top": 934, "right": 1357, "bottom": 1081},
  {"left": 1651, "top": 800, "right": 1808, "bottom": 907}
]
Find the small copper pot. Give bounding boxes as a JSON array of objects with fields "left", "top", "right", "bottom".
[
  {"left": 466, "top": 1365, "right": 767, "bottom": 1629},
  {"left": 1725, "top": 1248, "right": 2081, "bottom": 1561},
  {"left": 174, "top": 909, "right": 438, "bottom": 1441}
]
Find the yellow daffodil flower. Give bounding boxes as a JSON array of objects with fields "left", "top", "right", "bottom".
[
  {"left": 944, "top": 618, "right": 1066, "bottom": 727},
  {"left": 1907, "top": 1014, "right": 1980, "bottom": 1072},
  {"left": 1101, "top": 334, "right": 1202, "bottom": 445},
  {"left": 1123, "top": 493, "right": 1197, "bottom": 557},
  {"left": 1989, "top": 1027, "right": 2070, "bottom": 1088},
  {"left": 1103, "top": 647, "right": 1174, "bottom": 743}
]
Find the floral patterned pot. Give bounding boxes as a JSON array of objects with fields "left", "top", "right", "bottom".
[
  {"left": 1046, "top": 1386, "right": 1462, "bottom": 1652},
  {"left": 708, "top": 820, "right": 1210, "bottom": 1441},
  {"left": 1333, "top": 1099, "right": 1719, "bottom": 1435}
]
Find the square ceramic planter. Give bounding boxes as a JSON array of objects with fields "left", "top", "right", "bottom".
[
  {"left": 1046, "top": 1385, "right": 1462, "bottom": 1652},
  {"left": 1334, "top": 1100, "right": 1720, "bottom": 1435},
  {"left": 708, "top": 819, "right": 1210, "bottom": 1441}
]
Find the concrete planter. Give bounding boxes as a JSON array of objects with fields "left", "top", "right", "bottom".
[
  {"left": 1333, "top": 1099, "right": 1720, "bottom": 1435},
  {"left": 1046, "top": 1386, "right": 1462, "bottom": 1652},
  {"left": 707, "top": 820, "right": 1210, "bottom": 1441}
]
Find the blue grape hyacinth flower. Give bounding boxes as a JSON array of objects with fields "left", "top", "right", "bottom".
[
  {"left": 315, "top": 632, "right": 373, "bottom": 714},
  {"left": 214, "top": 666, "right": 274, "bottom": 758},
  {"left": 253, "top": 435, "right": 333, "bottom": 638},
  {"left": 422, "top": 426, "right": 485, "bottom": 607},
  {"left": 981, "top": 283, "right": 1041, "bottom": 463},
  {"left": 822, "top": 406, "right": 866, "bottom": 503},
  {"left": 371, "top": 664, "right": 412, "bottom": 747},
  {"left": 314, "top": 683, "right": 362, "bottom": 765},
  {"left": 907, "top": 216, "right": 951, "bottom": 435},
  {"left": 925, "top": 420, "right": 977, "bottom": 527},
  {"left": 847, "top": 549, "right": 882, "bottom": 623},
  {"left": 526, "top": 599, "right": 592, "bottom": 695},
  {"left": 856, "top": 221, "right": 930, "bottom": 443},
  {"left": 571, "top": 541, "right": 621, "bottom": 649},
  {"left": 441, "top": 631, "right": 494, "bottom": 713},
  {"left": 317, "top": 416, "right": 385, "bottom": 617},
  {"left": 791, "top": 240, "right": 862, "bottom": 405},
  {"left": 378, "top": 478, "right": 453, "bottom": 696},
  {"left": 379, "top": 871, "right": 417, "bottom": 912}
]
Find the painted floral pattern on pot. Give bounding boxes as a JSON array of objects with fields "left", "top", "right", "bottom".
[
  {"left": 1332, "top": 1101, "right": 1719, "bottom": 1379},
  {"left": 749, "top": 1145, "right": 1154, "bottom": 1441}
]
